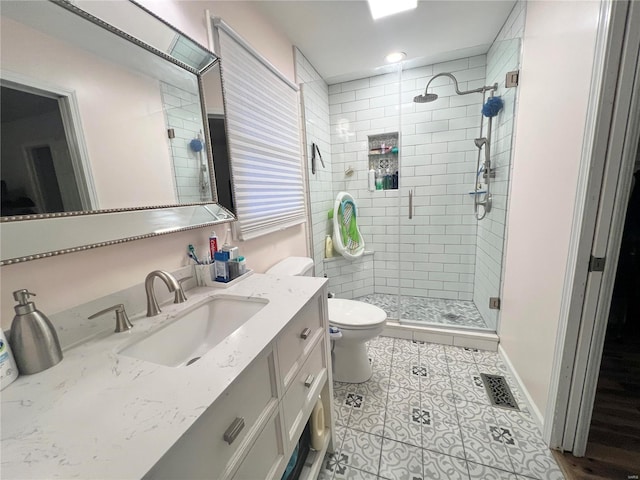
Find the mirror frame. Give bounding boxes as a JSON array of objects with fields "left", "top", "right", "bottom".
[{"left": 0, "top": 0, "right": 235, "bottom": 266}]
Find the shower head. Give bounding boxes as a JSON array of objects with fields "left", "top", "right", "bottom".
[
  {"left": 413, "top": 93, "right": 438, "bottom": 103},
  {"left": 414, "top": 72, "right": 498, "bottom": 104}
]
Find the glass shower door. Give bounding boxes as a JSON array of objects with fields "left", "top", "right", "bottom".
[{"left": 397, "top": 40, "right": 522, "bottom": 333}]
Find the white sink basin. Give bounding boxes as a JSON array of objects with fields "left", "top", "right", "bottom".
[{"left": 118, "top": 296, "right": 268, "bottom": 367}]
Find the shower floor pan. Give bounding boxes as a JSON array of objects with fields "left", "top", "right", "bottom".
[{"left": 354, "top": 294, "right": 489, "bottom": 330}]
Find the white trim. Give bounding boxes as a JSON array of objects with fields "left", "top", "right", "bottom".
[
  {"left": 571, "top": 1, "right": 640, "bottom": 455},
  {"left": 546, "top": 0, "right": 640, "bottom": 455},
  {"left": 544, "top": 0, "right": 619, "bottom": 448},
  {"left": 499, "top": 344, "right": 544, "bottom": 431}
]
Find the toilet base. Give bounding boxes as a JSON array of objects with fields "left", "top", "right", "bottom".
[{"left": 332, "top": 340, "right": 372, "bottom": 383}]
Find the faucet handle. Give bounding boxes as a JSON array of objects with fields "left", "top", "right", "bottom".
[
  {"left": 174, "top": 276, "right": 192, "bottom": 304},
  {"left": 89, "top": 304, "right": 133, "bottom": 333}
]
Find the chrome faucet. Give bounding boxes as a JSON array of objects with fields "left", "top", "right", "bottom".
[{"left": 145, "top": 270, "right": 188, "bottom": 317}]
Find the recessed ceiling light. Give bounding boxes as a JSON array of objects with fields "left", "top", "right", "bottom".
[
  {"left": 367, "top": 0, "right": 418, "bottom": 20},
  {"left": 385, "top": 52, "right": 407, "bottom": 63}
]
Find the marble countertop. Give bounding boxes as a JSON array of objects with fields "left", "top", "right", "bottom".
[{"left": 1, "top": 273, "right": 326, "bottom": 479}]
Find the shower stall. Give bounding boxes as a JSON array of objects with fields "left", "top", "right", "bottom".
[{"left": 296, "top": 14, "right": 523, "bottom": 335}]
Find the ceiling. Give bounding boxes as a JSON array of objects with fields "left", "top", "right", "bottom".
[{"left": 250, "top": 0, "right": 517, "bottom": 84}]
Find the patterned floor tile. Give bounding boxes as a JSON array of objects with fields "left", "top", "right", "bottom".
[
  {"left": 382, "top": 405, "right": 423, "bottom": 448},
  {"left": 449, "top": 373, "right": 491, "bottom": 406},
  {"left": 422, "top": 449, "right": 470, "bottom": 480},
  {"left": 454, "top": 401, "right": 496, "bottom": 431},
  {"left": 386, "top": 384, "right": 421, "bottom": 411},
  {"left": 459, "top": 423, "right": 514, "bottom": 472},
  {"left": 467, "top": 462, "right": 517, "bottom": 480},
  {"left": 503, "top": 443, "right": 564, "bottom": 480},
  {"left": 333, "top": 465, "right": 379, "bottom": 480},
  {"left": 388, "top": 366, "right": 422, "bottom": 391},
  {"left": 378, "top": 437, "right": 423, "bottom": 480},
  {"left": 330, "top": 337, "right": 561, "bottom": 480},
  {"left": 447, "top": 361, "right": 480, "bottom": 378},
  {"left": 339, "top": 428, "right": 384, "bottom": 475},
  {"left": 348, "top": 401, "right": 386, "bottom": 437},
  {"left": 444, "top": 346, "right": 477, "bottom": 364}
]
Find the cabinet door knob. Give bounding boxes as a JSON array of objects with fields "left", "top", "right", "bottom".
[
  {"left": 300, "top": 328, "right": 311, "bottom": 340},
  {"left": 304, "top": 374, "right": 315, "bottom": 388},
  {"left": 223, "top": 417, "right": 245, "bottom": 445}
]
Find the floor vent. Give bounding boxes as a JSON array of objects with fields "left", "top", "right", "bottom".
[{"left": 480, "top": 373, "right": 519, "bottom": 410}]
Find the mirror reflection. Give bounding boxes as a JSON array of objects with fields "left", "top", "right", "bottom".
[{"left": 0, "top": 0, "right": 220, "bottom": 216}]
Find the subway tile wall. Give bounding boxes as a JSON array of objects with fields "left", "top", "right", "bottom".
[
  {"left": 473, "top": 2, "right": 525, "bottom": 330},
  {"left": 323, "top": 252, "right": 375, "bottom": 299},
  {"left": 160, "top": 82, "right": 211, "bottom": 203},
  {"left": 329, "top": 59, "right": 488, "bottom": 301},
  {"left": 295, "top": 48, "right": 334, "bottom": 278}
]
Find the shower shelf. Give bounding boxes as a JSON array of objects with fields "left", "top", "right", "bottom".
[{"left": 368, "top": 132, "right": 399, "bottom": 191}]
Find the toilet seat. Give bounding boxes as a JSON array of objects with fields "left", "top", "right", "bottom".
[{"left": 327, "top": 298, "right": 386, "bottom": 330}]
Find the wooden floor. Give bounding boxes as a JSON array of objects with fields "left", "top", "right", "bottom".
[{"left": 554, "top": 330, "right": 640, "bottom": 480}]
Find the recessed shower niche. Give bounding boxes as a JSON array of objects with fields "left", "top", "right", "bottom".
[{"left": 368, "top": 132, "right": 398, "bottom": 190}]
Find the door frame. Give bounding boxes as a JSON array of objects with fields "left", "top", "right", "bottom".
[
  {"left": 545, "top": 0, "right": 640, "bottom": 455},
  {"left": 1, "top": 71, "right": 97, "bottom": 211}
]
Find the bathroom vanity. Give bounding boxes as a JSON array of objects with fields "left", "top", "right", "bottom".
[{"left": 0, "top": 273, "right": 334, "bottom": 479}]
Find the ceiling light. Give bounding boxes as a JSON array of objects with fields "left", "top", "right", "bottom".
[
  {"left": 385, "top": 52, "right": 406, "bottom": 63},
  {"left": 367, "top": 0, "right": 417, "bottom": 20}
]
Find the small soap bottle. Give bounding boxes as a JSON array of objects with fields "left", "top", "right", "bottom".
[
  {"left": 375, "top": 169, "right": 383, "bottom": 190},
  {"left": 0, "top": 330, "right": 19, "bottom": 390},
  {"left": 325, "top": 235, "right": 334, "bottom": 258},
  {"left": 10, "top": 290, "right": 63, "bottom": 375},
  {"left": 368, "top": 168, "right": 375, "bottom": 191}
]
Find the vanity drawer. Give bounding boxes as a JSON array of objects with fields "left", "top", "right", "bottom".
[
  {"left": 144, "top": 348, "right": 277, "bottom": 480},
  {"left": 277, "top": 293, "right": 324, "bottom": 391},
  {"left": 232, "top": 408, "right": 285, "bottom": 480},
  {"left": 282, "top": 338, "right": 327, "bottom": 447}
]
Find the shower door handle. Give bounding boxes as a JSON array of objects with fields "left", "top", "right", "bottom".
[{"left": 408, "top": 190, "right": 413, "bottom": 219}]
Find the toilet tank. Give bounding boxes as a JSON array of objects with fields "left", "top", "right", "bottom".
[{"left": 265, "top": 257, "right": 314, "bottom": 277}]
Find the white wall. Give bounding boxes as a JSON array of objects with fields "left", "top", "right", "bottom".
[
  {"left": 1, "top": 1, "right": 308, "bottom": 328},
  {"left": 499, "top": 0, "right": 601, "bottom": 419}
]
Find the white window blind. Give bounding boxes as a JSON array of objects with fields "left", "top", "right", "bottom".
[{"left": 213, "top": 19, "right": 305, "bottom": 241}]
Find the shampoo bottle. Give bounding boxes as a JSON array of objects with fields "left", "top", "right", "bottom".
[
  {"left": 0, "top": 330, "right": 19, "bottom": 390},
  {"left": 324, "top": 235, "right": 333, "bottom": 258}
]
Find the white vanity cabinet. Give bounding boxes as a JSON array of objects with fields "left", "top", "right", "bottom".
[{"left": 145, "top": 288, "right": 334, "bottom": 480}]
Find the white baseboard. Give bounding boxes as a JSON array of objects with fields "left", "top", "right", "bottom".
[{"left": 498, "top": 344, "right": 544, "bottom": 431}]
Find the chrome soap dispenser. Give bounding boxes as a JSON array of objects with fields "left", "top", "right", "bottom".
[{"left": 10, "top": 289, "right": 63, "bottom": 374}]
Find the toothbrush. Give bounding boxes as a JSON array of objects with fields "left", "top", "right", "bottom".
[{"left": 188, "top": 244, "right": 202, "bottom": 264}]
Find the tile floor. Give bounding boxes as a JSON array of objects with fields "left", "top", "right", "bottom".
[
  {"left": 354, "top": 295, "right": 488, "bottom": 330},
  {"left": 320, "top": 336, "right": 564, "bottom": 480}
]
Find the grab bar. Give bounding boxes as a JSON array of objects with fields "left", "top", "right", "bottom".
[{"left": 408, "top": 189, "right": 413, "bottom": 219}]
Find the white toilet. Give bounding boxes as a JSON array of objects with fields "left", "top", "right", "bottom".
[{"left": 265, "top": 257, "right": 387, "bottom": 383}]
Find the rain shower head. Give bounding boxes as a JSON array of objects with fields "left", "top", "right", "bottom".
[
  {"left": 414, "top": 72, "right": 498, "bottom": 104},
  {"left": 413, "top": 93, "right": 438, "bottom": 103}
]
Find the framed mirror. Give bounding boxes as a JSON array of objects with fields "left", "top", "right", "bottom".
[{"left": 0, "top": 0, "right": 234, "bottom": 265}]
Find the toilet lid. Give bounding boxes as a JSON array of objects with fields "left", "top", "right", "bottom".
[{"left": 327, "top": 298, "right": 387, "bottom": 328}]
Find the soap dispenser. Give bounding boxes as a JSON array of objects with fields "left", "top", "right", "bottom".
[{"left": 10, "top": 290, "right": 63, "bottom": 374}]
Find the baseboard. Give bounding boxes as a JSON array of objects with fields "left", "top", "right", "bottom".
[{"left": 498, "top": 344, "right": 545, "bottom": 431}]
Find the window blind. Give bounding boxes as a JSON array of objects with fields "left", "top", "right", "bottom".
[{"left": 213, "top": 19, "right": 306, "bottom": 241}]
